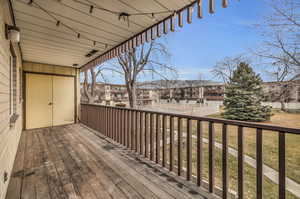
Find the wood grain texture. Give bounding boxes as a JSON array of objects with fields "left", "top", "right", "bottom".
[{"left": 6, "top": 124, "right": 210, "bottom": 199}]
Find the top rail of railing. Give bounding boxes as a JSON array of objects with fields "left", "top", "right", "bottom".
[{"left": 81, "top": 103, "right": 300, "bottom": 135}]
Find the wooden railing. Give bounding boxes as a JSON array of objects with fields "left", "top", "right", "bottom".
[{"left": 80, "top": 103, "right": 300, "bottom": 199}]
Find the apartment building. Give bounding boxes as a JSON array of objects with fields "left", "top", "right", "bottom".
[
  {"left": 263, "top": 80, "right": 300, "bottom": 103},
  {"left": 159, "top": 83, "right": 224, "bottom": 103},
  {"left": 81, "top": 83, "right": 157, "bottom": 105},
  {"left": 81, "top": 80, "right": 300, "bottom": 107}
]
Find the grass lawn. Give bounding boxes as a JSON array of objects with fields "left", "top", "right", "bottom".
[
  {"left": 205, "top": 111, "right": 300, "bottom": 184},
  {"left": 160, "top": 111, "right": 300, "bottom": 198}
]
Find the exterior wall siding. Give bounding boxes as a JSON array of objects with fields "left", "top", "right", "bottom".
[
  {"left": 0, "top": 0, "right": 23, "bottom": 198},
  {"left": 23, "top": 61, "right": 77, "bottom": 76}
]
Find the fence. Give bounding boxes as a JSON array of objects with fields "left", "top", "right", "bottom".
[{"left": 80, "top": 103, "right": 300, "bottom": 199}]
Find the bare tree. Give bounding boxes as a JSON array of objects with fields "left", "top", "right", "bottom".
[
  {"left": 211, "top": 55, "right": 249, "bottom": 83},
  {"left": 83, "top": 65, "right": 106, "bottom": 104},
  {"left": 254, "top": 0, "right": 300, "bottom": 72},
  {"left": 265, "top": 56, "right": 298, "bottom": 111},
  {"left": 253, "top": 0, "right": 300, "bottom": 111},
  {"left": 107, "top": 41, "right": 177, "bottom": 108}
]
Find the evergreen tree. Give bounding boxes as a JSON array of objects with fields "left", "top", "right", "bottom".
[{"left": 223, "top": 62, "right": 272, "bottom": 122}]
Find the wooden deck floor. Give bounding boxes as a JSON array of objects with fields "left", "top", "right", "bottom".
[{"left": 5, "top": 124, "right": 215, "bottom": 199}]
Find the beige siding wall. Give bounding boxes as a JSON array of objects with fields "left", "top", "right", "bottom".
[
  {"left": 23, "top": 61, "right": 81, "bottom": 122},
  {"left": 0, "top": 0, "right": 23, "bottom": 199},
  {"left": 23, "top": 61, "right": 77, "bottom": 76}
]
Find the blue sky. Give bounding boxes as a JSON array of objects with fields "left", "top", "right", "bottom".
[
  {"left": 155, "top": 0, "right": 271, "bottom": 81},
  {"left": 101, "top": 0, "right": 274, "bottom": 84}
]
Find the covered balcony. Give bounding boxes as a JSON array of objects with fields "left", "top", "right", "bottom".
[{"left": 0, "top": 0, "right": 299, "bottom": 199}]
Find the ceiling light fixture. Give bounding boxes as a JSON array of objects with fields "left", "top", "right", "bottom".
[
  {"left": 5, "top": 24, "right": 20, "bottom": 43},
  {"left": 89, "top": 5, "right": 94, "bottom": 14},
  {"left": 85, "top": 49, "right": 98, "bottom": 57},
  {"left": 118, "top": 12, "right": 130, "bottom": 27},
  {"left": 151, "top": 13, "right": 157, "bottom": 22}
]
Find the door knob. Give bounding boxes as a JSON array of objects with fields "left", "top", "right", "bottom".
[{"left": 48, "top": 102, "right": 53, "bottom": 105}]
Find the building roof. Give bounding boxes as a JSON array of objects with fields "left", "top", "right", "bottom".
[{"left": 137, "top": 80, "right": 223, "bottom": 89}]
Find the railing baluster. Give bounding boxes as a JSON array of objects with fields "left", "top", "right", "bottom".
[
  {"left": 123, "top": 109, "right": 126, "bottom": 146},
  {"left": 209, "top": 121, "right": 215, "bottom": 192},
  {"left": 128, "top": 110, "right": 131, "bottom": 147},
  {"left": 86, "top": 105, "right": 88, "bottom": 126},
  {"left": 150, "top": 113, "right": 154, "bottom": 161},
  {"left": 156, "top": 114, "right": 160, "bottom": 164},
  {"left": 187, "top": 119, "right": 192, "bottom": 181},
  {"left": 162, "top": 115, "right": 166, "bottom": 167},
  {"left": 127, "top": 110, "right": 130, "bottom": 148},
  {"left": 102, "top": 107, "right": 104, "bottom": 132},
  {"left": 95, "top": 107, "right": 98, "bottom": 130},
  {"left": 99, "top": 107, "right": 102, "bottom": 132},
  {"left": 279, "top": 131, "right": 286, "bottom": 199},
  {"left": 110, "top": 108, "right": 113, "bottom": 139},
  {"left": 107, "top": 107, "right": 110, "bottom": 138},
  {"left": 97, "top": 106, "right": 99, "bottom": 131},
  {"left": 115, "top": 108, "right": 117, "bottom": 140},
  {"left": 111, "top": 108, "right": 114, "bottom": 140},
  {"left": 112, "top": 108, "right": 115, "bottom": 140},
  {"left": 96, "top": 107, "right": 99, "bottom": 131},
  {"left": 131, "top": 111, "right": 135, "bottom": 150},
  {"left": 119, "top": 109, "right": 121, "bottom": 143},
  {"left": 115, "top": 108, "right": 117, "bottom": 142},
  {"left": 104, "top": 107, "right": 106, "bottom": 136},
  {"left": 145, "top": 113, "right": 149, "bottom": 158},
  {"left": 94, "top": 106, "right": 97, "bottom": 130},
  {"left": 106, "top": 107, "right": 109, "bottom": 137},
  {"left": 92, "top": 107, "right": 95, "bottom": 129},
  {"left": 118, "top": 109, "right": 122, "bottom": 144},
  {"left": 178, "top": 118, "right": 182, "bottom": 176},
  {"left": 170, "top": 116, "right": 174, "bottom": 171},
  {"left": 120, "top": 109, "right": 124, "bottom": 145},
  {"left": 122, "top": 110, "right": 126, "bottom": 146},
  {"left": 109, "top": 107, "right": 111, "bottom": 139},
  {"left": 135, "top": 111, "right": 138, "bottom": 152},
  {"left": 103, "top": 107, "right": 105, "bottom": 132},
  {"left": 238, "top": 126, "right": 244, "bottom": 199},
  {"left": 197, "top": 120, "right": 203, "bottom": 186},
  {"left": 140, "top": 112, "right": 143, "bottom": 155},
  {"left": 96, "top": 106, "right": 99, "bottom": 131},
  {"left": 119, "top": 109, "right": 121, "bottom": 142},
  {"left": 115, "top": 109, "right": 117, "bottom": 141},
  {"left": 109, "top": 108, "right": 111, "bottom": 137},
  {"left": 110, "top": 108, "right": 114, "bottom": 139},
  {"left": 256, "top": 128, "right": 263, "bottom": 199},
  {"left": 108, "top": 108, "right": 111, "bottom": 138},
  {"left": 113, "top": 108, "right": 116, "bottom": 141},
  {"left": 88, "top": 105, "right": 90, "bottom": 126},
  {"left": 222, "top": 124, "right": 228, "bottom": 198}
]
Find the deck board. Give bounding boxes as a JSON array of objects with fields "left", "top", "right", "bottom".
[{"left": 6, "top": 124, "right": 215, "bottom": 199}]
